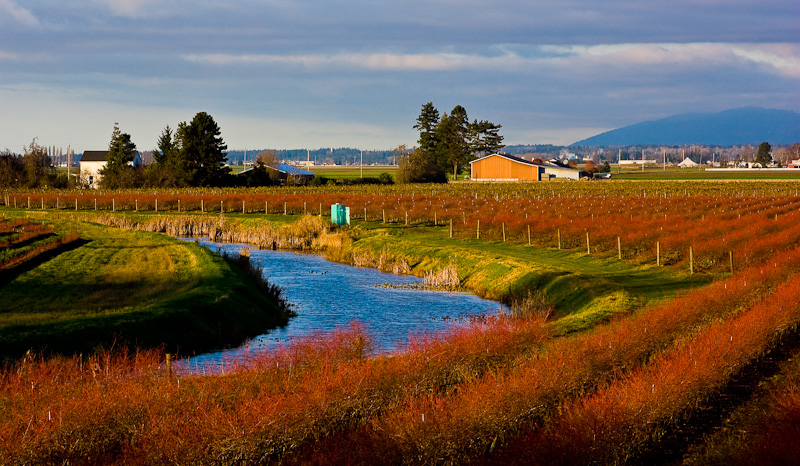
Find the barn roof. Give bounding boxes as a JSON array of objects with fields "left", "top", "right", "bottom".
[
  {"left": 80, "top": 150, "right": 109, "bottom": 162},
  {"left": 470, "top": 153, "right": 578, "bottom": 172}
]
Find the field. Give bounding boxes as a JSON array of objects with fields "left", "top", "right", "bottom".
[
  {"left": 605, "top": 164, "right": 800, "bottom": 180},
  {"left": 1, "top": 180, "right": 800, "bottom": 464},
  {"left": 0, "top": 214, "right": 293, "bottom": 359},
  {"left": 308, "top": 164, "right": 398, "bottom": 179}
]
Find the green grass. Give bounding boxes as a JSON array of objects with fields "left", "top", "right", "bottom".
[
  {"left": 311, "top": 165, "right": 397, "bottom": 179},
  {"left": 0, "top": 215, "right": 292, "bottom": 359},
  {"left": 346, "top": 219, "right": 710, "bottom": 334}
]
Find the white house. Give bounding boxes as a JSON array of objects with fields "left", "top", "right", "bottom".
[{"left": 79, "top": 150, "right": 141, "bottom": 188}]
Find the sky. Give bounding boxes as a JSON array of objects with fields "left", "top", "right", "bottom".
[{"left": 1, "top": 0, "right": 798, "bottom": 153}]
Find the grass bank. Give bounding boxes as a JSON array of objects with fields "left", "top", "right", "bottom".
[
  {"left": 345, "top": 219, "right": 710, "bottom": 334},
  {"left": 37, "top": 209, "right": 710, "bottom": 336},
  {"left": 0, "top": 212, "right": 294, "bottom": 359}
]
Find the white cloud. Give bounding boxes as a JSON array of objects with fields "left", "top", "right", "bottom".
[
  {"left": 0, "top": 0, "right": 40, "bottom": 27},
  {"left": 184, "top": 43, "right": 800, "bottom": 79}
]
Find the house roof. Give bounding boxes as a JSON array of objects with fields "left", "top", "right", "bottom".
[{"left": 80, "top": 150, "right": 109, "bottom": 162}]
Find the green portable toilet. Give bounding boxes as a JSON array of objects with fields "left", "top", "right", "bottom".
[{"left": 331, "top": 203, "right": 350, "bottom": 225}]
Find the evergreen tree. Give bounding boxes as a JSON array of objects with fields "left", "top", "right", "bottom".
[
  {"left": 469, "top": 119, "right": 504, "bottom": 156},
  {"left": 100, "top": 123, "right": 139, "bottom": 188},
  {"left": 178, "top": 112, "right": 229, "bottom": 186},
  {"left": 435, "top": 106, "right": 471, "bottom": 179},
  {"left": 413, "top": 102, "right": 440, "bottom": 153},
  {"left": 755, "top": 142, "right": 773, "bottom": 166}
]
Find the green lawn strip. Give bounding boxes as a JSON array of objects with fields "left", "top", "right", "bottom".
[
  {"left": 348, "top": 220, "right": 711, "bottom": 334},
  {"left": 0, "top": 217, "right": 290, "bottom": 359}
]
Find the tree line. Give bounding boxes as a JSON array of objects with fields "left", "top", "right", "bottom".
[
  {"left": 397, "top": 102, "right": 505, "bottom": 183},
  {"left": 0, "top": 140, "right": 69, "bottom": 189}
]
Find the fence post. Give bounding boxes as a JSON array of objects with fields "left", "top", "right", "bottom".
[
  {"left": 201, "top": 199, "right": 204, "bottom": 212},
  {"left": 690, "top": 246, "right": 694, "bottom": 274},
  {"left": 586, "top": 232, "right": 590, "bottom": 254},
  {"left": 477, "top": 220, "right": 480, "bottom": 239},
  {"left": 364, "top": 207, "right": 367, "bottom": 222},
  {"left": 405, "top": 211, "right": 408, "bottom": 225},
  {"left": 94, "top": 198, "right": 97, "bottom": 210},
  {"left": 657, "top": 241, "right": 660, "bottom": 266},
  {"left": 112, "top": 198, "right": 115, "bottom": 211},
  {"left": 382, "top": 209, "right": 386, "bottom": 224},
  {"left": 528, "top": 224, "right": 531, "bottom": 246},
  {"left": 502, "top": 222, "right": 506, "bottom": 242},
  {"left": 557, "top": 228, "right": 561, "bottom": 249},
  {"left": 617, "top": 236, "right": 621, "bottom": 260},
  {"left": 178, "top": 199, "right": 181, "bottom": 212},
  {"left": 156, "top": 199, "right": 158, "bottom": 212},
  {"left": 75, "top": 198, "right": 78, "bottom": 211},
  {"left": 729, "top": 250, "right": 734, "bottom": 274},
  {"left": 450, "top": 219, "right": 453, "bottom": 238},
  {"left": 284, "top": 202, "right": 287, "bottom": 215},
  {"left": 242, "top": 200, "right": 245, "bottom": 214}
]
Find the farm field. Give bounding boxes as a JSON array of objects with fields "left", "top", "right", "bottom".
[
  {"left": 309, "top": 164, "right": 398, "bottom": 179},
  {"left": 0, "top": 214, "right": 292, "bottom": 359},
  {"left": 2, "top": 180, "right": 800, "bottom": 464},
  {"left": 606, "top": 165, "right": 800, "bottom": 180}
]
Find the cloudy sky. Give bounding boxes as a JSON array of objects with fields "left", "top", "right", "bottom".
[{"left": 1, "top": 0, "right": 798, "bottom": 152}]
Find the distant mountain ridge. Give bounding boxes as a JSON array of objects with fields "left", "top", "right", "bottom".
[{"left": 572, "top": 107, "right": 800, "bottom": 146}]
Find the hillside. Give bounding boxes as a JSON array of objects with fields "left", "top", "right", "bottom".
[{"left": 572, "top": 107, "right": 800, "bottom": 146}]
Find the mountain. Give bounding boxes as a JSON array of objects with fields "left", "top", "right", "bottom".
[{"left": 572, "top": 107, "right": 800, "bottom": 146}]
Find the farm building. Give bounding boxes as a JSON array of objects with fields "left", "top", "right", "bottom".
[
  {"left": 469, "top": 153, "right": 585, "bottom": 181},
  {"left": 79, "top": 150, "right": 142, "bottom": 188},
  {"left": 677, "top": 157, "right": 699, "bottom": 168}
]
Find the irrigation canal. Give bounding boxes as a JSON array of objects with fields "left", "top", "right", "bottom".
[{"left": 181, "top": 239, "right": 504, "bottom": 369}]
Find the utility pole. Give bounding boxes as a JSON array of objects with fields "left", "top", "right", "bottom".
[
  {"left": 67, "top": 145, "right": 71, "bottom": 187},
  {"left": 360, "top": 149, "right": 363, "bottom": 178}
]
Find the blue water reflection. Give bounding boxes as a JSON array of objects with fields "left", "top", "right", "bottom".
[{"left": 183, "top": 239, "right": 503, "bottom": 366}]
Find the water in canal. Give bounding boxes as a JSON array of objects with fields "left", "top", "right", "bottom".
[{"left": 184, "top": 240, "right": 503, "bottom": 367}]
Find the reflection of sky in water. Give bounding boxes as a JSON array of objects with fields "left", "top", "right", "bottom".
[{"left": 181, "top": 240, "right": 503, "bottom": 368}]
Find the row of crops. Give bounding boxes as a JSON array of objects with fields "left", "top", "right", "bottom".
[{"left": 2, "top": 181, "right": 800, "bottom": 464}]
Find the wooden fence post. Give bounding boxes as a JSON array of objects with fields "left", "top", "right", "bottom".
[
  {"left": 284, "top": 202, "right": 287, "bottom": 215},
  {"left": 502, "top": 222, "right": 506, "bottom": 242},
  {"left": 155, "top": 199, "right": 158, "bottom": 212},
  {"left": 477, "top": 220, "right": 480, "bottom": 239},
  {"left": 382, "top": 209, "right": 386, "bottom": 224},
  {"left": 586, "top": 232, "right": 590, "bottom": 254},
  {"left": 112, "top": 198, "right": 115, "bottom": 211},
  {"left": 75, "top": 198, "right": 78, "bottom": 211},
  {"left": 557, "top": 228, "right": 561, "bottom": 249},
  {"left": 729, "top": 251, "right": 734, "bottom": 274},
  {"left": 364, "top": 207, "right": 367, "bottom": 222},
  {"left": 220, "top": 200, "right": 223, "bottom": 213},
  {"left": 201, "top": 199, "right": 204, "bottom": 212},
  {"left": 689, "top": 246, "right": 694, "bottom": 274},
  {"left": 528, "top": 224, "right": 531, "bottom": 246},
  {"left": 242, "top": 200, "right": 245, "bottom": 214},
  {"left": 617, "top": 236, "right": 622, "bottom": 260},
  {"left": 657, "top": 241, "right": 660, "bottom": 266},
  {"left": 450, "top": 219, "right": 453, "bottom": 238},
  {"left": 405, "top": 211, "right": 408, "bottom": 225}
]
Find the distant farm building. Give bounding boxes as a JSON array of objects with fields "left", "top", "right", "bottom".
[
  {"left": 79, "top": 150, "right": 142, "bottom": 188},
  {"left": 469, "top": 154, "right": 585, "bottom": 181},
  {"left": 677, "top": 157, "right": 699, "bottom": 168}
]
